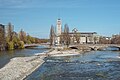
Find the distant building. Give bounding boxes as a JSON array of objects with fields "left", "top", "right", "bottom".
[
  {"left": 0, "top": 24, "right": 6, "bottom": 50},
  {"left": 70, "top": 31, "right": 98, "bottom": 44},
  {"left": 52, "top": 19, "right": 99, "bottom": 45}
]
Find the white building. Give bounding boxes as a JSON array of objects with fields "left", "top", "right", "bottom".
[
  {"left": 69, "top": 31, "right": 99, "bottom": 44},
  {"left": 53, "top": 19, "right": 99, "bottom": 45}
]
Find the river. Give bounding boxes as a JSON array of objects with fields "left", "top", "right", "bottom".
[
  {"left": 25, "top": 50, "right": 120, "bottom": 80},
  {"left": 0, "top": 46, "right": 48, "bottom": 68}
]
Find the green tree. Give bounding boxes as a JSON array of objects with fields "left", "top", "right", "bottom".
[
  {"left": 26, "top": 35, "right": 32, "bottom": 44},
  {"left": 7, "top": 41, "right": 14, "bottom": 50},
  {"left": 26, "top": 35, "right": 35, "bottom": 44},
  {"left": 18, "top": 41, "right": 24, "bottom": 49}
]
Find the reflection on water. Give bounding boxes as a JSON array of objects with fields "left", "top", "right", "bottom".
[
  {"left": 25, "top": 51, "right": 120, "bottom": 80},
  {"left": 0, "top": 46, "right": 48, "bottom": 68}
]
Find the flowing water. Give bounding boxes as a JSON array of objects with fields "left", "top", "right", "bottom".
[
  {"left": 0, "top": 46, "right": 48, "bottom": 68},
  {"left": 25, "top": 50, "right": 120, "bottom": 80}
]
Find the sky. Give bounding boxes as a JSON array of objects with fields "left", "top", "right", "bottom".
[{"left": 0, "top": 0, "right": 120, "bottom": 38}]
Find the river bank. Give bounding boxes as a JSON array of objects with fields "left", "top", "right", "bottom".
[{"left": 0, "top": 48, "right": 83, "bottom": 80}]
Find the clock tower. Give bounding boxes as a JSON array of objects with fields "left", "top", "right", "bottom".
[{"left": 56, "top": 18, "right": 62, "bottom": 45}]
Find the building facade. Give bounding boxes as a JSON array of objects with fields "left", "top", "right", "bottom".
[{"left": 69, "top": 29, "right": 99, "bottom": 44}]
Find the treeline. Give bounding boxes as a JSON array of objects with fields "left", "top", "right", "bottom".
[
  {"left": 99, "top": 34, "right": 120, "bottom": 44},
  {"left": 4, "top": 23, "right": 48, "bottom": 50}
]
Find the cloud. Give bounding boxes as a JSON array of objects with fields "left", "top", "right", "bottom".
[
  {"left": 0, "top": 0, "right": 30, "bottom": 8},
  {"left": 0, "top": 0, "right": 82, "bottom": 9}
]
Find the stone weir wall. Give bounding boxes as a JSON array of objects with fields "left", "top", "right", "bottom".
[{"left": 0, "top": 55, "right": 45, "bottom": 80}]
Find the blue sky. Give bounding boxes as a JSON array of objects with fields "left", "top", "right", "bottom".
[{"left": 0, "top": 0, "right": 120, "bottom": 38}]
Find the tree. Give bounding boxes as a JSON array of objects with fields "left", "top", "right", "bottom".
[
  {"left": 111, "top": 34, "right": 120, "bottom": 44},
  {"left": 63, "top": 24, "right": 70, "bottom": 47},
  {"left": 0, "top": 24, "right": 6, "bottom": 50},
  {"left": 7, "top": 41, "right": 14, "bottom": 50},
  {"left": 12, "top": 32, "right": 20, "bottom": 48},
  {"left": 94, "top": 36, "right": 98, "bottom": 44},
  {"left": 26, "top": 34, "right": 36, "bottom": 44},
  {"left": 19, "top": 29, "right": 27, "bottom": 43},
  {"left": 7, "top": 22, "right": 14, "bottom": 41},
  {"left": 75, "top": 33, "right": 80, "bottom": 44},
  {"left": 72, "top": 28, "right": 80, "bottom": 44},
  {"left": 49, "top": 25, "right": 55, "bottom": 46},
  {"left": 18, "top": 41, "right": 24, "bottom": 49},
  {"left": 99, "top": 36, "right": 111, "bottom": 44}
]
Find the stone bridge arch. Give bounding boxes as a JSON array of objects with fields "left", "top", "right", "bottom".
[
  {"left": 69, "top": 44, "right": 120, "bottom": 51},
  {"left": 88, "top": 45, "right": 120, "bottom": 51},
  {"left": 107, "top": 46, "right": 120, "bottom": 50}
]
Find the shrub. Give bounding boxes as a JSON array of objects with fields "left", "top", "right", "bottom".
[
  {"left": 7, "top": 41, "right": 14, "bottom": 50},
  {"left": 18, "top": 41, "right": 25, "bottom": 49},
  {"left": 26, "top": 40, "right": 31, "bottom": 44}
]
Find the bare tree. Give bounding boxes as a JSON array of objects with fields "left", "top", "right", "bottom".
[
  {"left": 74, "top": 33, "right": 80, "bottom": 44},
  {"left": 19, "top": 29, "right": 27, "bottom": 43},
  {"left": 111, "top": 34, "right": 120, "bottom": 44},
  {"left": 7, "top": 22, "right": 14, "bottom": 41},
  {"left": 72, "top": 28, "right": 80, "bottom": 44},
  {"left": 94, "top": 36, "right": 98, "bottom": 44},
  {"left": 63, "top": 24, "right": 70, "bottom": 47},
  {"left": 99, "top": 36, "right": 111, "bottom": 44},
  {"left": 49, "top": 25, "right": 55, "bottom": 46}
]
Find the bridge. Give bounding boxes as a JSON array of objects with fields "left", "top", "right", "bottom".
[{"left": 69, "top": 44, "right": 120, "bottom": 51}]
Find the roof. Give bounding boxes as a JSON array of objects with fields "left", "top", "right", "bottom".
[{"left": 69, "top": 32, "right": 97, "bottom": 34}]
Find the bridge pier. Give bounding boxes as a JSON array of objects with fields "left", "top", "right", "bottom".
[{"left": 94, "top": 48, "right": 98, "bottom": 51}]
